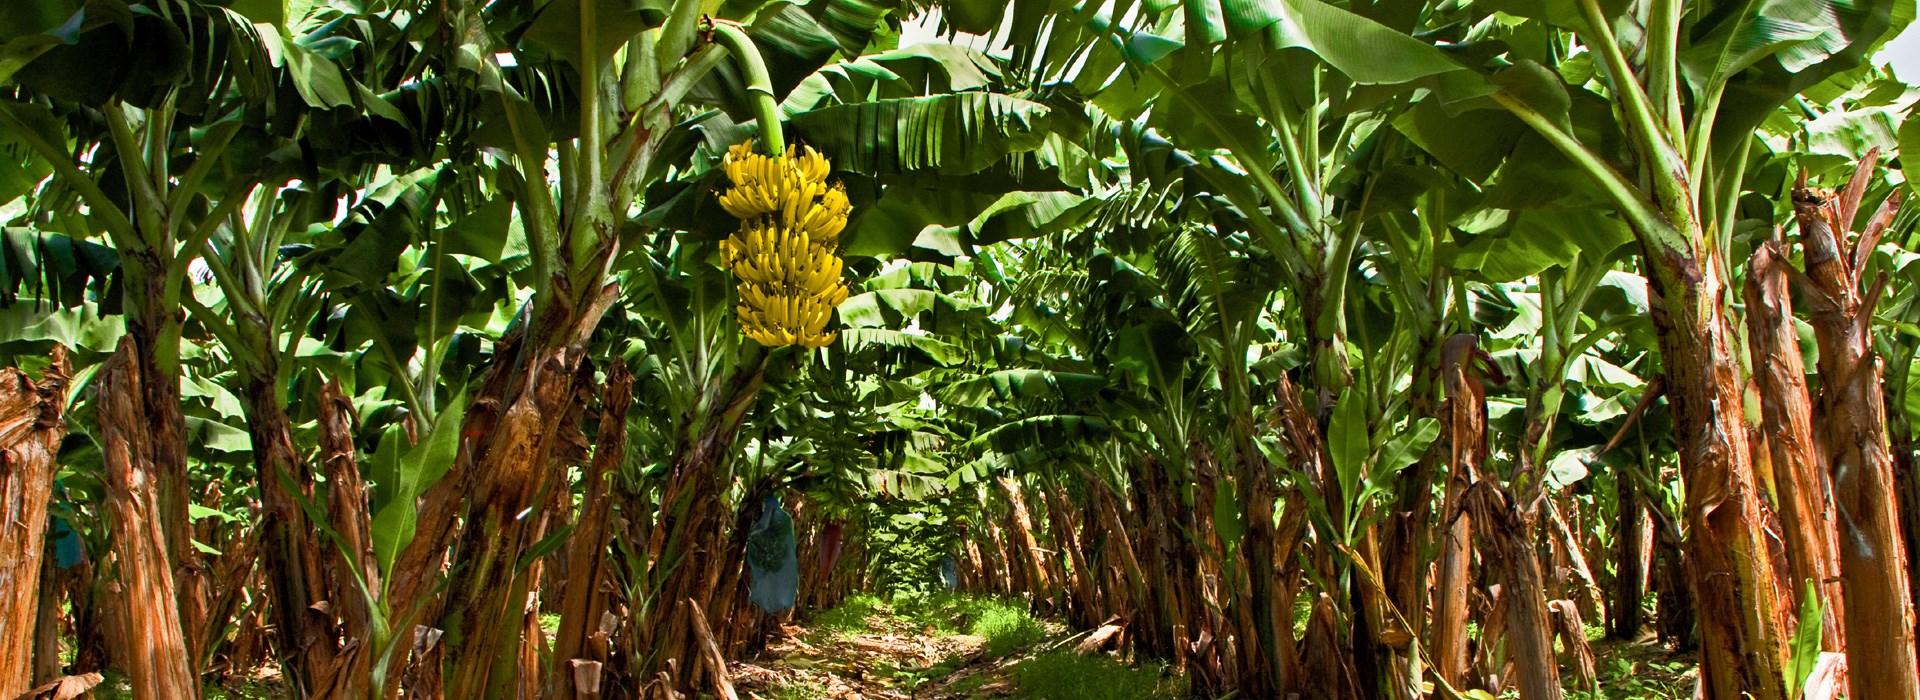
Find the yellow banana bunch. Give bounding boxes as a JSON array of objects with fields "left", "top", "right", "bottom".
[{"left": 717, "top": 140, "right": 852, "bottom": 349}]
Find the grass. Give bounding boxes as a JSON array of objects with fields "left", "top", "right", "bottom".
[
  {"left": 889, "top": 591, "right": 1048, "bottom": 657},
  {"left": 964, "top": 598, "right": 1046, "bottom": 658},
  {"left": 781, "top": 592, "right": 1055, "bottom": 699},
  {"left": 1010, "top": 651, "right": 1183, "bottom": 700},
  {"left": 890, "top": 590, "right": 972, "bottom": 634},
  {"left": 762, "top": 680, "right": 829, "bottom": 700},
  {"left": 92, "top": 672, "right": 285, "bottom": 700},
  {"left": 807, "top": 593, "right": 885, "bottom": 636},
  {"left": 805, "top": 592, "right": 1047, "bottom": 658},
  {"left": 1565, "top": 647, "right": 1694, "bottom": 700}
]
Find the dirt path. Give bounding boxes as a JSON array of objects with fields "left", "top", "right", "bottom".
[
  {"left": 729, "top": 597, "right": 1057, "bottom": 699},
  {"left": 726, "top": 594, "right": 1698, "bottom": 700}
]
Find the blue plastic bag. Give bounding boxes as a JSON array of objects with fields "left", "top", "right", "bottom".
[
  {"left": 50, "top": 482, "right": 83, "bottom": 569},
  {"left": 50, "top": 516, "right": 83, "bottom": 569},
  {"left": 746, "top": 495, "right": 799, "bottom": 613}
]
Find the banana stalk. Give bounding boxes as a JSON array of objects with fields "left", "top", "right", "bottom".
[{"left": 709, "top": 21, "right": 850, "bottom": 349}]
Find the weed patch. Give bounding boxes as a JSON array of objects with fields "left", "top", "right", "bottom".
[
  {"left": 966, "top": 599, "right": 1046, "bottom": 658},
  {"left": 1010, "top": 652, "right": 1183, "bottom": 700}
]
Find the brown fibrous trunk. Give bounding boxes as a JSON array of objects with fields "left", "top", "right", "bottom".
[
  {"left": 0, "top": 348, "right": 71, "bottom": 699},
  {"left": 1791, "top": 159, "right": 1920, "bottom": 694},
  {"left": 96, "top": 339, "right": 199, "bottom": 699},
  {"left": 1746, "top": 237, "right": 1847, "bottom": 651}
]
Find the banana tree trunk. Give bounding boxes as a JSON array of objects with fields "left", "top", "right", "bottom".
[
  {"left": 1042, "top": 481, "right": 1099, "bottom": 628},
  {"left": 984, "top": 509, "right": 1020, "bottom": 598},
  {"left": 636, "top": 360, "right": 764, "bottom": 693},
  {"left": 1473, "top": 583, "right": 1513, "bottom": 692},
  {"left": 121, "top": 258, "right": 209, "bottom": 665},
  {"left": 442, "top": 345, "right": 596, "bottom": 699},
  {"left": 396, "top": 266, "right": 611, "bottom": 699},
  {"left": 958, "top": 525, "right": 986, "bottom": 593},
  {"left": 203, "top": 525, "right": 262, "bottom": 690},
  {"left": 1235, "top": 438, "right": 1285, "bottom": 699},
  {"left": 1745, "top": 238, "right": 1846, "bottom": 651},
  {"left": 1609, "top": 476, "right": 1648, "bottom": 641},
  {"left": 1474, "top": 326, "right": 1573, "bottom": 700},
  {"left": 1186, "top": 444, "right": 1233, "bottom": 686},
  {"left": 705, "top": 487, "right": 762, "bottom": 666},
  {"left": 1001, "top": 477, "right": 1053, "bottom": 605},
  {"left": 1095, "top": 481, "right": 1148, "bottom": 625},
  {"left": 1791, "top": 172, "right": 1920, "bottom": 694},
  {"left": 96, "top": 339, "right": 199, "bottom": 700},
  {"left": 1135, "top": 456, "right": 1197, "bottom": 675},
  {"left": 243, "top": 369, "right": 338, "bottom": 697},
  {"left": 1649, "top": 503, "right": 1697, "bottom": 650},
  {"left": 59, "top": 552, "right": 109, "bottom": 677},
  {"left": 1267, "top": 373, "right": 1333, "bottom": 696},
  {"left": 381, "top": 331, "right": 526, "bottom": 699},
  {"left": 1123, "top": 464, "right": 1176, "bottom": 662},
  {"left": 1432, "top": 487, "right": 1474, "bottom": 686},
  {"left": 1166, "top": 463, "right": 1225, "bottom": 691},
  {"left": 551, "top": 361, "right": 632, "bottom": 698},
  {"left": 1545, "top": 499, "right": 1607, "bottom": 624},
  {"left": 1898, "top": 435, "right": 1920, "bottom": 656},
  {"left": 316, "top": 380, "right": 376, "bottom": 698},
  {"left": 230, "top": 345, "right": 372, "bottom": 698},
  {"left": 32, "top": 550, "right": 60, "bottom": 686},
  {"left": 1467, "top": 486, "right": 1562, "bottom": 700},
  {"left": 0, "top": 349, "right": 70, "bottom": 699},
  {"left": 1374, "top": 330, "right": 1445, "bottom": 700},
  {"left": 1493, "top": 21, "right": 1790, "bottom": 691},
  {"left": 1300, "top": 593, "right": 1356, "bottom": 700},
  {"left": 1348, "top": 536, "right": 1390, "bottom": 700},
  {"left": 1432, "top": 335, "right": 1488, "bottom": 688},
  {"left": 1642, "top": 240, "right": 1790, "bottom": 700}
]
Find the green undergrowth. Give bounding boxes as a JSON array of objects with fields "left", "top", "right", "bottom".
[
  {"left": 965, "top": 597, "right": 1048, "bottom": 657},
  {"left": 798, "top": 592, "right": 1182, "bottom": 699},
  {"left": 1007, "top": 651, "right": 1184, "bottom": 700},
  {"left": 805, "top": 591, "right": 1047, "bottom": 658},
  {"left": 1565, "top": 643, "right": 1694, "bottom": 700},
  {"left": 91, "top": 672, "right": 285, "bottom": 700},
  {"left": 807, "top": 592, "right": 886, "bottom": 635},
  {"left": 761, "top": 681, "right": 829, "bottom": 700}
]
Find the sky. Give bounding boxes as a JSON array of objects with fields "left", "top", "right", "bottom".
[{"left": 1885, "top": 23, "right": 1920, "bottom": 79}]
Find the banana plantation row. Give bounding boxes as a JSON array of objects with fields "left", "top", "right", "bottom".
[{"left": 2, "top": 0, "right": 1918, "bottom": 698}]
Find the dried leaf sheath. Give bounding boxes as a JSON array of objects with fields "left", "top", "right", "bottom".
[
  {"left": 1790, "top": 152, "right": 1920, "bottom": 695},
  {"left": 96, "top": 340, "right": 198, "bottom": 699},
  {"left": 0, "top": 349, "right": 69, "bottom": 699},
  {"left": 1745, "top": 236, "right": 1845, "bottom": 653}
]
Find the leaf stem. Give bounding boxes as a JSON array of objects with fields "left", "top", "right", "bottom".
[
  {"left": 1490, "top": 92, "right": 1683, "bottom": 253},
  {"left": 711, "top": 21, "right": 784, "bottom": 155},
  {"left": 0, "top": 104, "right": 138, "bottom": 245},
  {"left": 1577, "top": 0, "right": 1695, "bottom": 240},
  {"left": 1647, "top": 0, "right": 1685, "bottom": 148}
]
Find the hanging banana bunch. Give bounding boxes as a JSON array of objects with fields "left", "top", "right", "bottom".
[{"left": 717, "top": 139, "right": 852, "bottom": 348}]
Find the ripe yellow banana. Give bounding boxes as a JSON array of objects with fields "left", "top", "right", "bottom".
[{"left": 716, "top": 140, "right": 853, "bottom": 348}]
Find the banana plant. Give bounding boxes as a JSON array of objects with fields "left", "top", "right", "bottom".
[
  {"left": 358, "top": 1, "right": 738, "bottom": 692},
  {"left": 1375, "top": 1, "right": 1911, "bottom": 695},
  {"left": 0, "top": 0, "right": 395, "bottom": 694},
  {"left": 978, "top": 4, "right": 1504, "bottom": 693}
]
